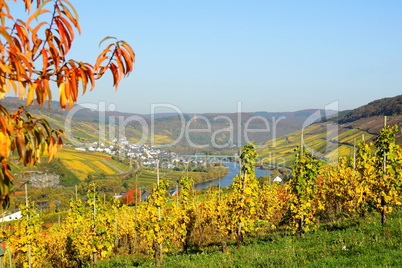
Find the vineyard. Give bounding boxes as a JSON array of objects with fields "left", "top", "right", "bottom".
[
  {"left": 56, "top": 149, "right": 129, "bottom": 181},
  {"left": 0, "top": 125, "right": 401, "bottom": 267},
  {"left": 258, "top": 122, "right": 376, "bottom": 166}
]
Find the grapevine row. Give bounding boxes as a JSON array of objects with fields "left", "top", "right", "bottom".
[{"left": 2, "top": 125, "right": 401, "bottom": 267}]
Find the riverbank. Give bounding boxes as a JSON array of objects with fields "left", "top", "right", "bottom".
[
  {"left": 190, "top": 165, "right": 229, "bottom": 185},
  {"left": 194, "top": 162, "right": 270, "bottom": 190}
]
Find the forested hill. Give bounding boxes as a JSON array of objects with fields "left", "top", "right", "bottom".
[
  {"left": 333, "top": 95, "right": 402, "bottom": 140},
  {"left": 337, "top": 95, "right": 402, "bottom": 124}
]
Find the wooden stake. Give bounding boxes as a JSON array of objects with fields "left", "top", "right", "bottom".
[
  {"left": 353, "top": 138, "right": 356, "bottom": 170},
  {"left": 157, "top": 160, "right": 160, "bottom": 186},
  {"left": 93, "top": 184, "right": 96, "bottom": 221},
  {"left": 156, "top": 159, "right": 162, "bottom": 265},
  {"left": 176, "top": 182, "right": 179, "bottom": 207},
  {"left": 383, "top": 116, "right": 387, "bottom": 174},
  {"left": 218, "top": 180, "right": 221, "bottom": 202},
  {"left": 25, "top": 183, "right": 31, "bottom": 268},
  {"left": 134, "top": 175, "right": 138, "bottom": 252},
  {"left": 382, "top": 115, "right": 387, "bottom": 225},
  {"left": 25, "top": 184, "right": 28, "bottom": 207},
  {"left": 93, "top": 183, "right": 97, "bottom": 265}
]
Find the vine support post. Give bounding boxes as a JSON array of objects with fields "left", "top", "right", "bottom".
[
  {"left": 134, "top": 175, "right": 138, "bottom": 252},
  {"left": 114, "top": 214, "right": 118, "bottom": 251},
  {"left": 297, "top": 215, "right": 304, "bottom": 238},
  {"left": 218, "top": 180, "right": 221, "bottom": 202},
  {"left": 299, "top": 132, "right": 305, "bottom": 237},
  {"left": 155, "top": 159, "right": 163, "bottom": 266},
  {"left": 157, "top": 160, "right": 160, "bottom": 186},
  {"left": 25, "top": 184, "right": 32, "bottom": 268},
  {"left": 93, "top": 184, "right": 97, "bottom": 221},
  {"left": 92, "top": 183, "right": 97, "bottom": 266},
  {"left": 353, "top": 138, "right": 356, "bottom": 171},
  {"left": 381, "top": 116, "right": 387, "bottom": 225},
  {"left": 176, "top": 181, "right": 179, "bottom": 207},
  {"left": 383, "top": 116, "right": 387, "bottom": 173},
  {"left": 157, "top": 160, "right": 161, "bottom": 220}
]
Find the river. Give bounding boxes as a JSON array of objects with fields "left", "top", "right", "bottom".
[{"left": 194, "top": 162, "right": 271, "bottom": 190}]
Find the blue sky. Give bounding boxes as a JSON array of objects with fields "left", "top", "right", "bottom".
[{"left": 36, "top": 1, "right": 402, "bottom": 113}]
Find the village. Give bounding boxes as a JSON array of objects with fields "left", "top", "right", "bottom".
[{"left": 73, "top": 137, "right": 209, "bottom": 169}]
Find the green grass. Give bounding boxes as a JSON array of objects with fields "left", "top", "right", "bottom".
[{"left": 97, "top": 210, "right": 402, "bottom": 267}]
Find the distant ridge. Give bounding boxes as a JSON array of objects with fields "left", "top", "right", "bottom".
[
  {"left": 337, "top": 95, "right": 402, "bottom": 124},
  {"left": 0, "top": 97, "right": 328, "bottom": 147}
]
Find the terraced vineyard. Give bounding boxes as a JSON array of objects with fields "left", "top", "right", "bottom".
[
  {"left": 54, "top": 148, "right": 225, "bottom": 187},
  {"left": 57, "top": 148, "right": 131, "bottom": 180},
  {"left": 258, "top": 122, "right": 376, "bottom": 166}
]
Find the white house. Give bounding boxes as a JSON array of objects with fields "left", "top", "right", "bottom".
[
  {"left": 273, "top": 176, "right": 282, "bottom": 183},
  {"left": 0, "top": 211, "right": 22, "bottom": 222}
]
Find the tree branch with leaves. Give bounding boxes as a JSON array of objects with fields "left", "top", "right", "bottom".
[{"left": 0, "top": 0, "right": 135, "bottom": 208}]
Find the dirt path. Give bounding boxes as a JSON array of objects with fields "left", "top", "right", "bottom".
[
  {"left": 101, "top": 159, "right": 124, "bottom": 174},
  {"left": 101, "top": 158, "right": 140, "bottom": 177}
]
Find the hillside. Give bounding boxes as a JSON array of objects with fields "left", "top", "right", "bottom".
[
  {"left": 338, "top": 95, "right": 402, "bottom": 124},
  {"left": 259, "top": 95, "right": 402, "bottom": 166},
  {"left": 0, "top": 97, "right": 326, "bottom": 150},
  {"left": 4, "top": 95, "right": 401, "bottom": 170},
  {"left": 258, "top": 123, "right": 377, "bottom": 166}
]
